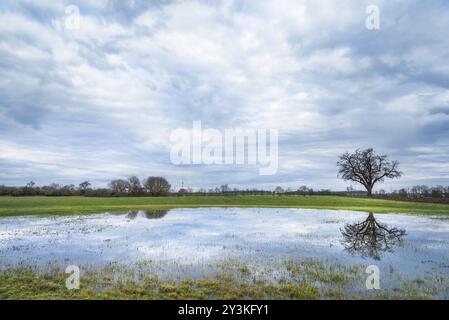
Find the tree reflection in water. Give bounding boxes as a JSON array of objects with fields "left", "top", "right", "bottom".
[
  {"left": 125, "top": 209, "right": 168, "bottom": 220},
  {"left": 341, "top": 212, "right": 406, "bottom": 260}
]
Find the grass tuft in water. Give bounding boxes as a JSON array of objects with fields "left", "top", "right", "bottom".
[{"left": 1, "top": 259, "right": 448, "bottom": 300}]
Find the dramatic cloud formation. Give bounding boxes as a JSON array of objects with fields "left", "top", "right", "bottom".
[{"left": 0, "top": 0, "right": 448, "bottom": 191}]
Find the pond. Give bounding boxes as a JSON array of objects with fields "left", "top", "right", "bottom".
[{"left": 1, "top": 208, "right": 449, "bottom": 297}]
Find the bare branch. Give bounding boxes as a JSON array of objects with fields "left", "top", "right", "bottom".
[{"left": 337, "top": 148, "right": 402, "bottom": 196}]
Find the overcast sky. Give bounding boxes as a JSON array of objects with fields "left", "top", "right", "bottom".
[{"left": 0, "top": 0, "right": 448, "bottom": 191}]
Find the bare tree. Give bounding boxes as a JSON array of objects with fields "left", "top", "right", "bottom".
[
  {"left": 127, "top": 176, "right": 142, "bottom": 195},
  {"left": 23, "top": 181, "right": 37, "bottom": 195},
  {"left": 143, "top": 177, "right": 171, "bottom": 196},
  {"left": 298, "top": 185, "right": 309, "bottom": 196},
  {"left": 109, "top": 179, "right": 129, "bottom": 194},
  {"left": 341, "top": 212, "right": 406, "bottom": 260},
  {"left": 274, "top": 186, "right": 284, "bottom": 194},
  {"left": 78, "top": 181, "right": 91, "bottom": 195},
  {"left": 26, "top": 181, "right": 36, "bottom": 188},
  {"left": 337, "top": 148, "right": 402, "bottom": 196}
]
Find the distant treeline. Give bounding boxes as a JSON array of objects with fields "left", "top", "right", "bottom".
[
  {"left": 0, "top": 181, "right": 344, "bottom": 197},
  {"left": 0, "top": 176, "right": 171, "bottom": 197},
  {"left": 1, "top": 179, "right": 449, "bottom": 203},
  {"left": 369, "top": 185, "right": 449, "bottom": 204}
]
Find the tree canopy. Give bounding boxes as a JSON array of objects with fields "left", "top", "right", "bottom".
[{"left": 337, "top": 148, "right": 402, "bottom": 196}]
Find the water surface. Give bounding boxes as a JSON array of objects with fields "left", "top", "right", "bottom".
[{"left": 1, "top": 208, "right": 449, "bottom": 293}]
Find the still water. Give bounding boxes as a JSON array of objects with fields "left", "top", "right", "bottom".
[{"left": 1, "top": 208, "right": 448, "bottom": 286}]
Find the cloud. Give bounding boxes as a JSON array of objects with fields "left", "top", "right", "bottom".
[{"left": 1, "top": 0, "right": 449, "bottom": 190}]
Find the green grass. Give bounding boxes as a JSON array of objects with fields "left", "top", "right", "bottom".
[
  {"left": 1, "top": 259, "right": 445, "bottom": 300},
  {"left": 0, "top": 266, "right": 324, "bottom": 300},
  {"left": 1, "top": 195, "right": 449, "bottom": 216}
]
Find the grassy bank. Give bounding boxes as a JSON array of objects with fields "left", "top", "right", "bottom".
[{"left": 1, "top": 195, "right": 449, "bottom": 216}]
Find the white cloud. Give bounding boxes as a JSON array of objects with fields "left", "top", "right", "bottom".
[{"left": 0, "top": 0, "right": 449, "bottom": 189}]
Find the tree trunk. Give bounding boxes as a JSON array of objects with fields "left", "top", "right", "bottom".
[{"left": 366, "top": 186, "right": 373, "bottom": 197}]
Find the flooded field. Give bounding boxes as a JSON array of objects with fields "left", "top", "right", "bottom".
[{"left": 1, "top": 208, "right": 449, "bottom": 298}]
